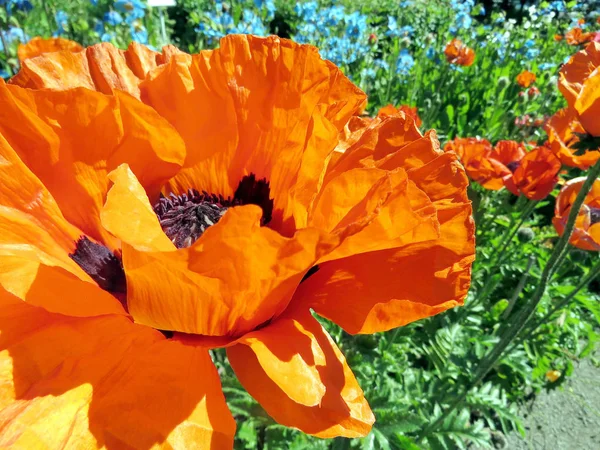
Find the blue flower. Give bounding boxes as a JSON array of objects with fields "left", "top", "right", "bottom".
[
  {"left": 115, "top": 0, "right": 146, "bottom": 23},
  {"left": 0, "top": 68, "right": 9, "bottom": 79},
  {"left": 55, "top": 10, "right": 69, "bottom": 35},
  {"left": 254, "top": 0, "right": 276, "bottom": 20},
  {"left": 425, "top": 46, "right": 436, "bottom": 60},
  {"left": 396, "top": 49, "right": 414, "bottom": 75},
  {"left": 294, "top": 1, "right": 318, "bottom": 21},
  {"left": 104, "top": 11, "right": 124, "bottom": 26},
  {"left": 455, "top": 11, "right": 472, "bottom": 29},
  {"left": 130, "top": 21, "right": 148, "bottom": 44}
]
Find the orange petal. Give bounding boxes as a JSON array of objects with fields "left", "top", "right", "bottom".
[
  {"left": 227, "top": 309, "right": 374, "bottom": 438},
  {"left": 142, "top": 35, "right": 366, "bottom": 235},
  {"left": 17, "top": 37, "right": 83, "bottom": 62},
  {"left": 511, "top": 147, "right": 561, "bottom": 200},
  {"left": 544, "top": 108, "right": 598, "bottom": 169},
  {"left": 310, "top": 167, "right": 438, "bottom": 262},
  {"left": 101, "top": 164, "right": 175, "bottom": 252},
  {"left": 0, "top": 290, "right": 235, "bottom": 449},
  {"left": 10, "top": 42, "right": 185, "bottom": 98},
  {"left": 230, "top": 312, "right": 327, "bottom": 407},
  {"left": 301, "top": 203, "right": 475, "bottom": 334},
  {"left": 119, "top": 205, "right": 341, "bottom": 336},
  {"left": 0, "top": 132, "right": 124, "bottom": 317},
  {"left": 575, "top": 69, "right": 600, "bottom": 136},
  {"left": 0, "top": 82, "right": 184, "bottom": 248},
  {"left": 559, "top": 42, "right": 600, "bottom": 109}
]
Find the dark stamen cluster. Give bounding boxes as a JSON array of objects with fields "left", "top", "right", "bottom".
[
  {"left": 506, "top": 161, "right": 521, "bottom": 173},
  {"left": 154, "top": 175, "right": 274, "bottom": 249},
  {"left": 70, "top": 236, "right": 127, "bottom": 307},
  {"left": 589, "top": 206, "right": 600, "bottom": 225},
  {"left": 155, "top": 192, "right": 229, "bottom": 249}
]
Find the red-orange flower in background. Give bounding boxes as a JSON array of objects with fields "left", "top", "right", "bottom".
[
  {"left": 444, "top": 137, "right": 509, "bottom": 190},
  {"left": 516, "top": 70, "right": 536, "bottom": 88},
  {"left": 17, "top": 36, "right": 83, "bottom": 62},
  {"left": 545, "top": 108, "right": 600, "bottom": 169},
  {"left": 503, "top": 146, "right": 562, "bottom": 200},
  {"left": 377, "top": 104, "right": 422, "bottom": 127},
  {"left": 553, "top": 177, "right": 600, "bottom": 251},
  {"left": 559, "top": 41, "right": 600, "bottom": 136},
  {"left": 444, "top": 39, "right": 476, "bottom": 66},
  {"left": 565, "top": 27, "right": 596, "bottom": 46},
  {"left": 0, "top": 35, "right": 475, "bottom": 448}
]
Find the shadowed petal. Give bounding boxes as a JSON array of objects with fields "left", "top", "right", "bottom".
[{"left": 227, "top": 309, "right": 374, "bottom": 438}]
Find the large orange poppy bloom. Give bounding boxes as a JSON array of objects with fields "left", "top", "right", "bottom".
[
  {"left": 503, "top": 146, "right": 562, "bottom": 200},
  {"left": 553, "top": 177, "right": 600, "bottom": 251},
  {"left": 558, "top": 41, "right": 600, "bottom": 136},
  {"left": 444, "top": 39, "right": 476, "bottom": 67},
  {"left": 545, "top": 108, "right": 600, "bottom": 169},
  {"left": 444, "top": 137, "right": 509, "bottom": 190},
  {"left": 0, "top": 35, "right": 475, "bottom": 447},
  {"left": 516, "top": 70, "right": 536, "bottom": 88}
]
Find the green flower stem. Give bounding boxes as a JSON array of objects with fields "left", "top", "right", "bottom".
[
  {"left": 470, "top": 200, "right": 537, "bottom": 309},
  {"left": 507, "top": 258, "right": 600, "bottom": 354},
  {"left": 418, "top": 159, "right": 600, "bottom": 442},
  {"left": 500, "top": 255, "right": 536, "bottom": 320}
]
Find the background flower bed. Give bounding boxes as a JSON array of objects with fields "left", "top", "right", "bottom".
[{"left": 2, "top": 0, "right": 600, "bottom": 449}]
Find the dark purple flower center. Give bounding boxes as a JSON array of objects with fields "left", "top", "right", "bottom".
[
  {"left": 589, "top": 206, "right": 600, "bottom": 225},
  {"left": 69, "top": 174, "right": 273, "bottom": 321},
  {"left": 506, "top": 160, "right": 521, "bottom": 173},
  {"left": 153, "top": 174, "right": 273, "bottom": 249},
  {"left": 69, "top": 236, "right": 127, "bottom": 308}
]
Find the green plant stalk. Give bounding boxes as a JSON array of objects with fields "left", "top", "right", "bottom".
[
  {"left": 508, "top": 258, "right": 600, "bottom": 353},
  {"left": 418, "top": 159, "right": 600, "bottom": 442},
  {"left": 464, "top": 199, "right": 538, "bottom": 314},
  {"left": 500, "top": 255, "right": 536, "bottom": 321}
]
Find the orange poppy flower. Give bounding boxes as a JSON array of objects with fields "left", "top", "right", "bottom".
[
  {"left": 0, "top": 35, "right": 475, "bottom": 447},
  {"left": 558, "top": 41, "right": 600, "bottom": 136},
  {"left": 503, "top": 146, "right": 561, "bottom": 200},
  {"left": 553, "top": 177, "right": 600, "bottom": 251},
  {"left": 545, "top": 108, "right": 600, "bottom": 169},
  {"left": 565, "top": 27, "right": 595, "bottom": 46},
  {"left": 444, "top": 39, "right": 476, "bottom": 67},
  {"left": 16, "top": 36, "right": 83, "bottom": 62},
  {"left": 516, "top": 70, "right": 536, "bottom": 88},
  {"left": 444, "top": 137, "right": 509, "bottom": 190},
  {"left": 377, "top": 104, "right": 422, "bottom": 127}
]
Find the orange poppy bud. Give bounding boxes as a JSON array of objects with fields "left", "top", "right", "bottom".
[
  {"left": 553, "top": 177, "right": 600, "bottom": 251},
  {"left": 444, "top": 39, "right": 476, "bottom": 66},
  {"left": 554, "top": 34, "right": 563, "bottom": 41},
  {"left": 528, "top": 86, "right": 540, "bottom": 96},
  {"left": 516, "top": 70, "right": 536, "bottom": 88}
]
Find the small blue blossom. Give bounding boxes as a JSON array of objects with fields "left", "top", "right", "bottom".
[
  {"left": 55, "top": 10, "right": 69, "bottom": 35},
  {"left": 104, "top": 11, "right": 124, "bottom": 26},
  {"left": 396, "top": 49, "right": 415, "bottom": 75}
]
